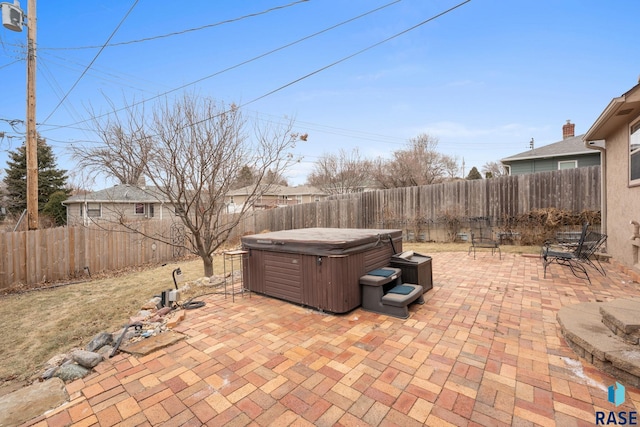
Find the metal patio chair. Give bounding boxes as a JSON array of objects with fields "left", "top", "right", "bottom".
[
  {"left": 541, "top": 222, "right": 607, "bottom": 284},
  {"left": 468, "top": 221, "right": 501, "bottom": 260}
]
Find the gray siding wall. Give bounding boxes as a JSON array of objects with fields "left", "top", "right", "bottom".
[{"left": 509, "top": 153, "right": 600, "bottom": 175}]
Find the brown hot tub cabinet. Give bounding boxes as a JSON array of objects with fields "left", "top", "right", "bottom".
[{"left": 241, "top": 228, "right": 403, "bottom": 313}]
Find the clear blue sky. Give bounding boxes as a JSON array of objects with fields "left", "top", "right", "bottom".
[{"left": 1, "top": 0, "right": 639, "bottom": 187}]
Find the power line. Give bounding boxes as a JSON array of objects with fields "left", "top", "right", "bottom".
[
  {"left": 38, "top": 0, "right": 310, "bottom": 51},
  {"left": 0, "top": 59, "right": 22, "bottom": 70},
  {"left": 242, "top": 0, "right": 472, "bottom": 108},
  {"left": 38, "top": 0, "right": 473, "bottom": 154},
  {"left": 129, "top": 0, "right": 474, "bottom": 149},
  {"left": 44, "top": 0, "right": 403, "bottom": 132},
  {"left": 40, "top": 0, "right": 140, "bottom": 126}
]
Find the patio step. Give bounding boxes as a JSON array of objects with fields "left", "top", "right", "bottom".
[
  {"left": 600, "top": 297, "right": 640, "bottom": 345},
  {"left": 557, "top": 300, "right": 640, "bottom": 388}
]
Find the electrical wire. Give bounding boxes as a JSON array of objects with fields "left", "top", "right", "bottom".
[
  {"left": 242, "top": 0, "right": 471, "bottom": 109},
  {"left": 39, "top": 51, "right": 170, "bottom": 95},
  {"left": 34, "top": 1, "right": 475, "bottom": 155},
  {"left": 40, "top": 0, "right": 140, "bottom": 126},
  {"left": 0, "top": 59, "right": 22, "bottom": 70},
  {"left": 38, "top": 0, "right": 311, "bottom": 51},
  {"left": 43, "top": 0, "right": 403, "bottom": 132},
  {"left": 163, "top": 0, "right": 472, "bottom": 138}
]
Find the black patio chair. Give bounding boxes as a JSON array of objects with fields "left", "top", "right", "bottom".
[
  {"left": 541, "top": 222, "right": 607, "bottom": 284},
  {"left": 468, "top": 227, "right": 501, "bottom": 260}
]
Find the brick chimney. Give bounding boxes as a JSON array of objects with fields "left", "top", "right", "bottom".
[{"left": 562, "top": 120, "right": 575, "bottom": 139}]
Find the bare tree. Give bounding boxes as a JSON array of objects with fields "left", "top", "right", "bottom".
[
  {"left": 372, "top": 133, "right": 456, "bottom": 188},
  {"left": 72, "top": 99, "right": 152, "bottom": 185},
  {"left": 307, "top": 148, "right": 371, "bottom": 194},
  {"left": 482, "top": 161, "right": 507, "bottom": 178},
  {"left": 442, "top": 155, "right": 461, "bottom": 179},
  {"left": 79, "top": 94, "right": 301, "bottom": 276}
]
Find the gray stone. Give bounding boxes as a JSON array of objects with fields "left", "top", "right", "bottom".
[
  {"left": 72, "top": 350, "right": 103, "bottom": 369},
  {"left": 44, "top": 353, "right": 67, "bottom": 368},
  {"left": 0, "top": 378, "right": 68, "bottom": 427},
  {"left": 86, "top": 331, "right": 114, "bottom": 352},
  {"left": 96, "top": 345, "right": 114, "bottom": 359},
  {"left": 53, "top": 364, "right": 91, "bottom": 382},
  {"left": 41, "top": 367, "right": 58, "bottom": 380}
]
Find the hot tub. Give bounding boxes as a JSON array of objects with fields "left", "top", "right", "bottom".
[{"left": 241, "top": 228, "right": 403, "bottom": 313}]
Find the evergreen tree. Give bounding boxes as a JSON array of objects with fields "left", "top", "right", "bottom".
[
  {"left": 466, "top": 166, "right": 482, "bottom": 180},
  {"left": 43, "top": 191, "right": 69, "bottom": 226},
  {"left": 3, "top": 135, "right": 70, "bottom": 216}
]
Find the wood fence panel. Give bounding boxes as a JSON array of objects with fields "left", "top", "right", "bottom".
[{"left": 0, "top": 167, "right": 601, "bottom": 290}]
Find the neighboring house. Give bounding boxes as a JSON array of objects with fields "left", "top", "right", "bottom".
[
  {"left": 584, "top": 80, "right": 640, "bottom": 275},
  {"left": 63, "top": 185, "right": 174, "bottom": 226},
  {"left": 224, "top": 184, "right": 326, "bottom": 213},
  {"left": 501, "top": 121, "right": 600, "bottom": 175}
]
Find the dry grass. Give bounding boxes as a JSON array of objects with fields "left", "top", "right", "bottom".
[
  {"left": 0, "top": 241, "right": 539, "bottom": 389},
  {"left": 0, "top": 255, "right": 219, "bottom": 387}
]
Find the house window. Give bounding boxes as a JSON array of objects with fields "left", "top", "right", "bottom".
[
  {"left": 135, "top": 203, "right": 145, "bottom": 215},
  {"left": 630, "top": 118, "right": 640, "bottom": 185},
  {"left": 87, "top": 203, "right": 101, "bottom": 218},
  {"left": 558, "top": 160, "right": 577, "bottom": 170},
  {"left": 148, "top": 204, "right": 154, "bottom": 218},
  {"left": 296, "top": 195, "right": 303, "bottom": 204}
]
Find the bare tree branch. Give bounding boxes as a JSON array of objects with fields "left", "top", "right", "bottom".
[
  {"left": 307, "top": 148, "right": 371, "bottom": 194},
  {"left": 81, "top": 93, "right": 301, "bottom": 276},
  {"left": 73, "top": 98, "right": 152, "bottom": 185}
]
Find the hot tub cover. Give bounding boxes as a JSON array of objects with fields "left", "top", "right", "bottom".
[{"left": 241, "top": 228, "right": 402, "bottom": 256}]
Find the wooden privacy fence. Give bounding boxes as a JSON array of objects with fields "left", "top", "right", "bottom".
[
  {"left": 0, "top": 166, "right": 600, "bottom": 290},
  {"left": 0, "top": 220, "right": 179, "bottom": 289},
  {"left": 233, "top": 166, "right": 601, "bottom": 237}
]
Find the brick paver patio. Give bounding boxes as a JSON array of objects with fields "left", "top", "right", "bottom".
[{"left": 24, "top": 252, "right": 640, "bottom": 426}]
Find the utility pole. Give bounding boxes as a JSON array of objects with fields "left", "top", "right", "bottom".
[
  {"left": 26, "top": 0, "right": 37, "bottom": 229},
  {"left": 1, "top": 0, "right": 37, "bottom": 229}
]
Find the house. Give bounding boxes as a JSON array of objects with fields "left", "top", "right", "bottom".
[
  {"left": 224, "top": 184, "right": 326, "bottom": 213},
  {"left": 584, "top": 80, "right": 640, "bottom": 275},
  {"left": 62, "top": 185, "right": 175, "bottom": 226},
  {"left": 501, "top": 121, "right": 600, "bottom": 175}
]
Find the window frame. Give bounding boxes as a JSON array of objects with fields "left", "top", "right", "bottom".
[
  {"left": 86, "top": 203, "right": 101, "bottom": 218},
  {"left": 630, "top": 117, "right": 640, "bottom": 187},
  {"left": 558, "top": 160, "right": 578, "bottom": 170},
  {"left": 134, "top": 203, "right": 145, "bottom": 215}
]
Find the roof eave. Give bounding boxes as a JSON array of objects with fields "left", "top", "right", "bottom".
[
  {"left": 501, "top": 150, "right": 597, "bottom": 163},
  {"left": 584, "top": 83, "right": 640, "bottom": 142}
]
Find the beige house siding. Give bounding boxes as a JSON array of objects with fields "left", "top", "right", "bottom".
[
  {"left": 585, "top": 82, "right": 640, "bottom": 274},
  {"left": 603, "top": 124, "right": 640, "bottom": 270},
  {"left": 65, "top": 201, "right": 176, "bottom": 226}
]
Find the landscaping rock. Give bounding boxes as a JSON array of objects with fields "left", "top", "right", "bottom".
[
  {"left": 96, "top": 345, "right": 114, "bottom": 359},
  {"left": 141, "top": 296, "right": 161, "bottom": 310},
  {"left": 86, "top": 331, "right": 114, "bottom": 352},
  {"left": 0, "top": 378, "right": 68, "bottom": 427},
  {"left": 72, "top": 350, "right": 103, "bottom": 369},
  {"left": 157, "top": 306, "right": 172, "bottom": 316},
  {"left": 53, "top": 364, "right": 91, "bottom": 382},
  {"left": 45, "top": 353, "right": 68, "bottom": 368},
  {"left": 41, "top": 366, "right": 58, "bottom": 380}
]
